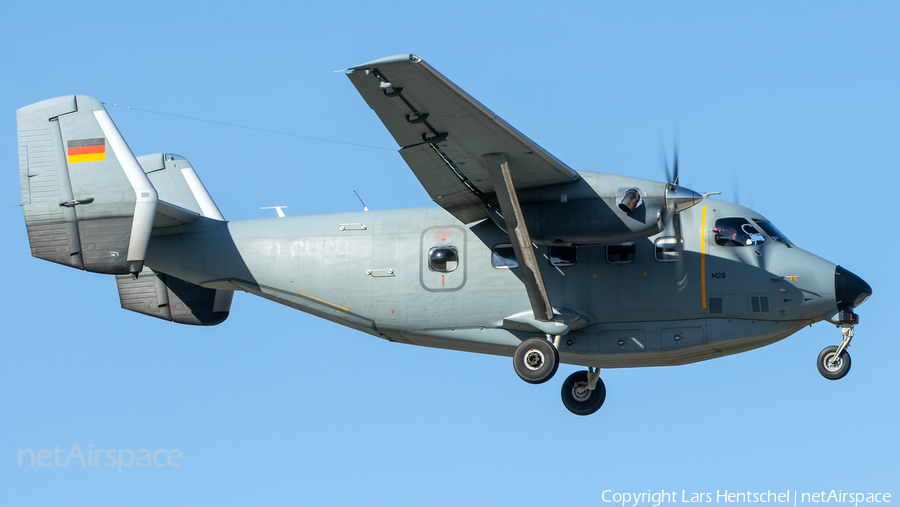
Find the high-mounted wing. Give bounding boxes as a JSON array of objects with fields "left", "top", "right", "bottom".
[{"left": 347, "top": 54, "right": 580, "bottom": 224}]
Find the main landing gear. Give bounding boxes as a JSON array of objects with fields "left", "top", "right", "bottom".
[
  {"left": 818, "top": 323, "right": 854, "bottom": 380},
  {"left": 513, "top": 338, "right": 607, "bottom": 415},
  {"left": 513, "top": 337, "right": 559, "bottom": 384}
]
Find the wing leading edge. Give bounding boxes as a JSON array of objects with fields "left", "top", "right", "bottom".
[{"left": 347, "top": 54, "right": 580, "bottom": 224}]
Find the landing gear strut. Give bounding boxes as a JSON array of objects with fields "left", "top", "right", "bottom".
[
  {"left": 818, "top": 323, "right": 853, "bottom": 380},
  {"left": 561, "top": 368, "right": 606, "bottom": 416},
  {"left": 513, "top": 337, "right": 559, "bottom": 384}
]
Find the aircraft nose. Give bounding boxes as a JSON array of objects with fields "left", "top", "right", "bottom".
[{"left": 835, "top": 265, "right": 872, "bottom": 308}]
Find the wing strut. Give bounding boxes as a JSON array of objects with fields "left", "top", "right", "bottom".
[{"left": 484, "top": 153, "right": 554, "bottom": 322}]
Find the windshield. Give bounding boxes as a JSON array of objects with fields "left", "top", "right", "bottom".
[
  {"left": 752, "top": 219, "right": 792, "bottom": 246},
  {"left": 713, "top": 218, "right": 765, "bottom": 247}
]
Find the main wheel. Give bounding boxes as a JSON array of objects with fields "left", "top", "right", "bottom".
[
  {"left": 561, "top": 370, "right": 606, "bottom": 416},
  {"left": 513, "top": 338, "right": 559, "bottom": 384},
  {"left": 817, "top": 345, "right": 851, "bottom": 380}
]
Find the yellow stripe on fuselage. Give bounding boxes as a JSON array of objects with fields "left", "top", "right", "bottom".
[
  {"left": 700, "top": 205, "right": 707, "bottom": 309},
  {"left": 68, "top": 153, "right": 106, "bottom": 164},
  {"left": 297, "top": 292, "right": 349, "bottom": 311}
]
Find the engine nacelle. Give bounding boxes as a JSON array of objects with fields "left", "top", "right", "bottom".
[{"left": 486, "top": 171, "right": 693, "bottom": 245}]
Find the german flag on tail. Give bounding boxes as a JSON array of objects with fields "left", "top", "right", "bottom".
[{"left": 67, "top": 138, "right": 106, "bottom": 164}]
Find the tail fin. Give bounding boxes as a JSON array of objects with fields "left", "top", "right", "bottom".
[
  {"left": 116, "top": 266, "right": 233, "bottom": 326},
  {"left": 17, "top": 95, "right": 157, "bottom": 276}
]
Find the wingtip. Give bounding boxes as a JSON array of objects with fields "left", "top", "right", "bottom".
[{"left": 347, "top": 54, "right": 422, "bottom": 72}]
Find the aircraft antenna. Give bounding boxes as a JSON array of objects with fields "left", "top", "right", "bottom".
[
  {"left": 353, "top": 190, "right": 369, "bottom": 211},
  {"left": 104, "top": 103, "right": 393, "bottom": 152},
  {"left": 261, "top": 206, "right": 288, "bottom": 218}
]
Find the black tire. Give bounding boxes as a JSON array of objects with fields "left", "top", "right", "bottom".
[
  {"left": 513, "top": 338, "right": 559, "bottom": 384},
  {"left": 561, "top": 370, "right": 606, "bottom": 416},
  {"left": 817, "top": 345, "right": 851, "bottom": 380}
]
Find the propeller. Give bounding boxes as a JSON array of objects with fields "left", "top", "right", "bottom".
[
  {"left": 660, "top": 140, "right": 695, "bottom": 292},
  {"left": 660, "top": 139, "right": 699, "bottom": 213},
  {"left": 660, "top": 140, "right": 679, "bottom": 186}
]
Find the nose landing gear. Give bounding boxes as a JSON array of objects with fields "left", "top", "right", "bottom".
[
  {"left": 818, "top": 323, "right": 854, "bottom": 380},
  {"left": 561, "top": 368, "right": 606, "bottom": 416}
]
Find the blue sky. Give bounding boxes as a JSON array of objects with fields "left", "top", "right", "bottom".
[{"left": 2, "top": 2, "right": 898, "bottom": 505}]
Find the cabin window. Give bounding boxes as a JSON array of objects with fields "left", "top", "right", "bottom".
[
  {"left": 752, "top": 219, "right": 792, "bottom": 246},
  {"left": 713, "top": 218, "right": 765, "bottom": 247},
  {"left": 428, "top": 247, "right": 459, "bottom": 273},
  {"left": 549, "top": 245, "right": 577, "bottom": 267},
  {"left": 607, "top": 242, "right": 636, "bottom": 264},
  {"left": 655, "top": 237, "right": 682, "bottom": 262},
  {"left": 751, "top": 296, "right": 770, "bottom": 313},
  {"left": 491, "top": 245, "right": 518, "bottom": 269}
]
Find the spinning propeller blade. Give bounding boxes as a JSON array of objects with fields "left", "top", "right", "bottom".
[{"left": 661, "top": 140, "right": 693, "bottom": 292}]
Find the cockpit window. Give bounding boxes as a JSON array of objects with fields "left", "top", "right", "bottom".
[
  {"left": 428, "top": 247, "right": 459, "bottom": 272},
  {"left": 713, "top": 218, "right": 766, "bottom": 247},
  {"left": 752, "top": 219, "right": 792, "bottom": 246}
]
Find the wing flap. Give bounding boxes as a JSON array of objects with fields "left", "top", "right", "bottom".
[{"left": 398, "top": 143, "right": 488, "bottom": 224}]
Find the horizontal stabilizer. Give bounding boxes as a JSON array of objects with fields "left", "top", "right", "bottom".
[
  {"left": 153, "top": 200, "right": 202, "bottom": 228},
  {"left": 136, "top": 153, "right": 225, "bottom": 222}
]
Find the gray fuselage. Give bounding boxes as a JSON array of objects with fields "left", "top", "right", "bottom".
[{"left": 145, "top": 183, "right": 841, "bottom": 370}]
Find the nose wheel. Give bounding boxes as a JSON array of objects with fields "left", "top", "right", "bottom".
[
  {"left": 817, "top": 345, "right": 851, "bottom": 380},
  {"left": 561, "top": 368, "right": 606, "bottom": 416},
  {"left": 817, "top": 323, "right": 854, "bottom": 380}
]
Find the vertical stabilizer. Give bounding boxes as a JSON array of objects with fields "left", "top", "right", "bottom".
[
  {"left": 116, "top": 266, "right": 232, "bottom": 326},
  {"left": 17, "top": 95, "right": 158, "bottom": 276}
]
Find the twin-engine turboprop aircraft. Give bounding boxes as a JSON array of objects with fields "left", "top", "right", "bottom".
[{"left": 16, "top": 54, "right": 871, "bottom": 415}]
